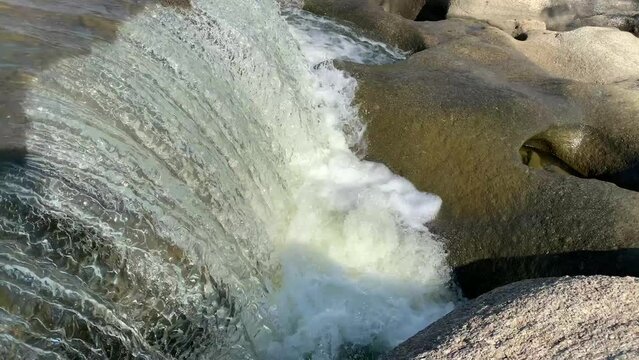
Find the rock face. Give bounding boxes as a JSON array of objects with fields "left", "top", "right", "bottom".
[
  {"left": 377, "top": 0, "right": 427, "bottom": 20},
  {"left": 384, "top": 276, "right": 639, "bottom": 359},
  {"left": 305, "top": 0, "right": 639, "bottom": 297},
  {"left": 311, "top": 0, "right": 639, "bottom": 36},
  {"left": 448, "top": 0, "right": 639, "bottom": 36},
  {"left": 514, "top": 26, "right": 639, "bottom": 83}
]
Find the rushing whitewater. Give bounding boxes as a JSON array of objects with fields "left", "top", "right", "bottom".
[{"left": 0, "top": 1, "right": 455, "bottom": 359}]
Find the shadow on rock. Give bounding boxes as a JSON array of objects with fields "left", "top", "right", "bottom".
[{"left": 455, "top": 249, "right": 639, "bottom": 298}]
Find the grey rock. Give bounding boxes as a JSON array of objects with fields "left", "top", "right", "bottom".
[{"left": 384, "top": 276, "right": 639, "bottom": 360}]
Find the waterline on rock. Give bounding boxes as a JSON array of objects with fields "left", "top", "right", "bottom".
[{"left": 257, "top": 8, "right": 455, "bottom": 359}]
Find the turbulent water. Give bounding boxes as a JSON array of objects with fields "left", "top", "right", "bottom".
[{"left": 0, "top": 1, "right": 455, "bottom": 359}]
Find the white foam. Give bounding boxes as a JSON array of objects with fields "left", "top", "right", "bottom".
[
  {"left": 258, "top": 10, "right": 456, "bottom": 360},
  {"left": 18, "top": 1, "right": 455, "bottom": 357}
]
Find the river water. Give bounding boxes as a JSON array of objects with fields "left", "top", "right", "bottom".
[{"left": 0, "top": 1, "right": 456, "bottom": 359}]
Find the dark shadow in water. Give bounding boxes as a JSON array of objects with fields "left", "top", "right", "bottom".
[{"left": 454, "top": 249, "right": 639, "bottom": 298}]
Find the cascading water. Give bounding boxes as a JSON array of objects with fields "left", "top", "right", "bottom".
[{"left": 0, "top": 1, "right": 456, "bottom": 359}]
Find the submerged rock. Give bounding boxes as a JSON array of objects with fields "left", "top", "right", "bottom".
[
  {"left": 384, "top": 276, "right": 639, "bottom": 359},
  {"left": 305, "top": 0, "right": 639, "bottom": 297}
]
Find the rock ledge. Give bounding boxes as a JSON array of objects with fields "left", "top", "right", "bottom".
[{"left": 385, "top": 276, "right": 639, "bottom": 359}]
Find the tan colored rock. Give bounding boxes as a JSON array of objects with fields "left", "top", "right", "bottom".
[
  {"left": 384, "top": 276, "right": 639, "bottom": 360},
  {"left": 448, "top": 0, "right": 550, "bottom": 29},
  {"left": 306, "top": 0, "right": 639, "bottom": 297},
  {"left": 515, "top": 26, "right": 639, "bottom": 83},
  {"left": 447, "top": 0, "right": 639, "bottom": 35}
]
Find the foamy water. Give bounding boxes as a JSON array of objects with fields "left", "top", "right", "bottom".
[
  {"left": 0, "top": 2, "right": 455, "bottom": 359},
  {"left": 256, "top": 9, "right": 455, "bottom": 359}
]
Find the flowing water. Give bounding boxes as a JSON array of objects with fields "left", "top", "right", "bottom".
[{"left": 0, "top": 1, "right": 456, "bottom": 359}]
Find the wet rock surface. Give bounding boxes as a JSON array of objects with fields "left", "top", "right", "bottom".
[
  {"left": 384, "top": 276, "right": 639, "bottom": 360},
  {"left": 305, "top": 0, "right": 639, "bottom": 297}
]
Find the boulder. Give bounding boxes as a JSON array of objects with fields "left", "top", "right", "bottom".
[
  {"left": 304, "top": 0, "right": 428, "bottom": 51},
  {"left": 447, "top": 0, "right": 639, "bottom": 36},
  {"left": 384, "top": 276, "right": 639, "bottom": 359},
  {"left": 377, "top": 0, "right": 428, "bottom": 20},
  {"left": 305, "top": 0, "right": 639, "bottom": 297},
  {"left": 304, "top": 1, "right": 639, "bottom": 84},
  {"left": 307, "top": 0, "right": 639, "bottom": 36},
  {"left": 514, "top": 26, "right": 639, "bottom": 84}
]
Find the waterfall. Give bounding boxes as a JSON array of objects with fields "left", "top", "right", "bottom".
[{"left": 0, "top": 1, "right": 456, "bottom": 359}]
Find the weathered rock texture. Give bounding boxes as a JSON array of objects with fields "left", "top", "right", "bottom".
[
  {"left": 377, "top": 0, "right": 427, "bottom": 20},
  {"left": 448, "top": 0, "right": 639, "bottom": 35},
  {"left": 515, "top": 27, "right": 639, "bottom": 83},
  {"left": 384, "top": 276, "right": 639, "bottom": 359},
  {"left": 321, "top": 0, "right": 639, "bottom": 36},
  {"left": 305, "top": 0, "right": 639, "bottom": 297}
]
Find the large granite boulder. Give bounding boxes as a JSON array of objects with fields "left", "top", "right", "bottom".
[
  {"left": 311, "top": 0, "right": 639, "bottom": 36},
  {"left": 447, "top": 0, "right": 639, "bottom": 36},
  {"left": 384, "top": 276, "right": 639, "bottom": 359},
  {"left": 305, "top": 0, "right": 639, "bottom": 297},
  {"left": 514, "top": 26, "right": 639, "bottom": 83},
  {"left": 377, "top": 0, "right": 428, "bottom": 20}
]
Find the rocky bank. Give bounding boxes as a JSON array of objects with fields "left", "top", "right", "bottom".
[
  {"left": 305, "top": 0, "right": 639, "bottom": 297},
  {"left": 304, "top": 0, "right": 639, "bottom": 358},
  {"left": 384, "top": 276, "right": 639, "bottom": 359}
]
